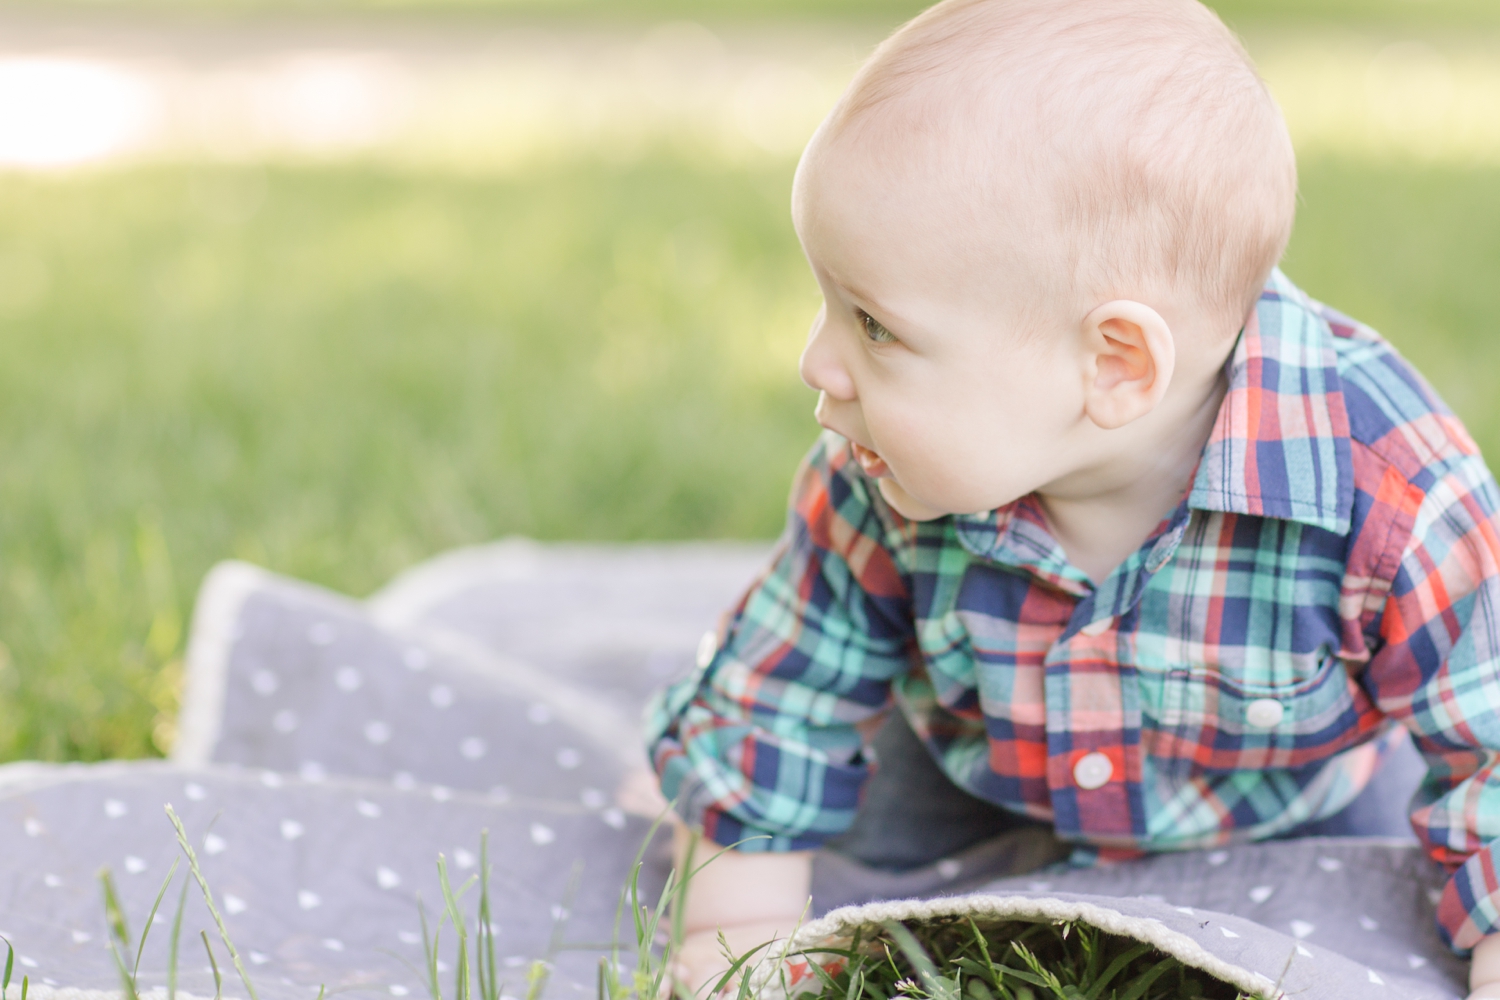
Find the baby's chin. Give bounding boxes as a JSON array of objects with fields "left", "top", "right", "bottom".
[{"left": 876, "top": 477, "right": 950, "bottom": 522}]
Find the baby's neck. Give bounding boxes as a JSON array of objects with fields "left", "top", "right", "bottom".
[{"left": 1038, "top": 366, "right": 1229, "bottom": 586}]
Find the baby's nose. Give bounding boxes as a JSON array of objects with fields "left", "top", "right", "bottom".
[{"left": 799, "top": 317, "right": 856, "bottom": 401}]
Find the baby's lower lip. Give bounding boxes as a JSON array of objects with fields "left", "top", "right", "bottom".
[{"left": 852, "top": 442, "right": 890, "bottom": 478}]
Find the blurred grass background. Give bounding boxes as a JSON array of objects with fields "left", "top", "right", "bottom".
[
  {"left": 1, "top": 0, "right": 1499, "bottom": 761},
  {"left": 13, "top": 0, "right": 1500, "bottom": 28}
]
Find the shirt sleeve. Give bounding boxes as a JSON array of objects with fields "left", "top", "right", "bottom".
[
  {"left": 1360, "top": 445, "right": 1500, "bottom": 952},
  {"left": 645, "top": 431, "right": 917, "bottom": 851}
]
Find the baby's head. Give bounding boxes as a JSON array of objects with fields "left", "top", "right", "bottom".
[{"left": 794, "top": 0, "right": 1296, "bottom": 521}]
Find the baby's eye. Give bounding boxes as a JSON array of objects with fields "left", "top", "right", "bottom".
[{"left": 858, "top": 309, "right": 897, "bottom": 345}]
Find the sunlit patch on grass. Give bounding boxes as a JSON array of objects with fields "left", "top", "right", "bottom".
[
  {"left": 0, "top": 27, "right": 1499, "bottom": 174},
  {"left": 0, "top": 58, "right": 159, "bottom": 168},
  {"left": 1259, "top": 36, "right": 1500, "bottom": 165}
]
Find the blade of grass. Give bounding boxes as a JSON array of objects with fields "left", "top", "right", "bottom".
[
  {"left": 135, "top": 856, "right": 182, "bottom": 979},
  {"left": 419, "top": 894, "right": 446, "bottom": 1000},
  {"left": 478, "top": 831, "right": 497, "bottom": 1000},
  {"left": 168, "top": 877, "right": 189, "bottom": 1000},
  {"left": 1083, "top": 942, "right": 1152, "bottom": 1000},
  {"left": 3, "top": 933, "right": 14, "bottom": 1000},
  {"left": 99, "top": 869, "right": 142, "bottom": 1000},
  {"left": 1114, "top": 957, "right": 1177, "bottom": 1000},
  {"left": 99, "top": 869, "right": 132, "bottom": 955},
  {"left": 166, "top": 804, "right": 259, "bottom": 1000},
  {"left": 202, "top": 932, "right": 223, "bottom": 1000},
  {"left": 436, "top": 855, "right": 473, "bottom": 1000}
]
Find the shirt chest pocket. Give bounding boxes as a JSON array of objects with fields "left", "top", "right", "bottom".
[{"left": 1154, "top": 650, "right": 1379, "bottom": 772}]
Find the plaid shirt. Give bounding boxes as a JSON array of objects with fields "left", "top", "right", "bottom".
[{"left": 647, "top": 269, "right": 1500, "bottom": 952}]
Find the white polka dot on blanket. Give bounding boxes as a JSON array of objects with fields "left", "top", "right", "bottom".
[
  {"left": 251, "top": 669, "right": 279, "bottom": 695},
  {"left": 365, "top": 720, "right": 392, "bottom": 745},
  {"left": 556, "top": 748, "right": 582, "bottom": 769},
  {"left": 454, "top": 848, "right": 476, "bottom": 869},
  {"left": 1291, "top": 919, "right": 1315, "bottom": 938},
  {"left": 1248, "top": 885, "right": 1274, "bottom": 903},
  {"left": 308, "top": 622, "right": 337, "bottom": 645},
  {"left": 281, "top": 819, "right": 305, "bottom": 841},
  {"left": 429, "top": 684, "right": 454, "bottom": 708},
  {"left": 103, "top": 799, "right": 128, "bottom": 818},
  {"left": 335, "top": 666, "right": 363, "bottom": 692},
  {"left": 298, "top": 890, "right": 321, "bottom": 910},
  {"left": 124, "top": 856, "right": 147, "bottom": 874},
  {"left": 460, "top": 737, "right": 486, "bottom": 760},
  {"left": 204, "top": 833, "right": 227, "bottom": 854},
  {"left": 530, "top": 823, "right": 555, "bottom": 845},
  {"left": 224, "top": 895, "right": 247, "bottom": 915},
  {"left": 403, "top": 646, "right": 428, "bottom": 670},
  {"left": 184, "top": 782, "right": 207, "bottom": 801},
  {"left": 273, "top": 710, "right": 298, "bottom": 733},
  {"left": 357, "top": 799, "right": 382, "bottom": 818},
  {"left": 23, "top": 818, "right": 43, "bottom": 836},
  {"left": 376, "top": 866, "right": 401, "bottom": 889}
]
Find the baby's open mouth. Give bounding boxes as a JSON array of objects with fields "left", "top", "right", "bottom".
[{"left": 851, "top": 442, "right": 890, "bottom": 478}]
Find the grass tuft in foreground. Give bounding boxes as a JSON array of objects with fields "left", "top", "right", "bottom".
[{"left": 785, "top": 918, "right": 1259, "bottom": 1000}]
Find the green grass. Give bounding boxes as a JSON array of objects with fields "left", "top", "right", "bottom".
[
  {"left": 0, "top": 157, "right": 820, "bottom": 761},
  {"left": 790, "top": 918, "right": 1257, "bottom": 1000},
  {"left": 2, "top": 153, "right": 1500, "bottom": 764}
]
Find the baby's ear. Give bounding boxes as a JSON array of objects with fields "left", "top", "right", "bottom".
[{"left": 1079, "top": 300, "right": 1175, "bottom": 430}]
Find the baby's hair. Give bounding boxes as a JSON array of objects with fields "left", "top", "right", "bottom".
[{"left": 826, "top": 0, "right": 1296, "bottom": 333}]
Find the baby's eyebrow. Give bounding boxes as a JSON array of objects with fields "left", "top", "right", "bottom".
[{"left": 837, "top": 279, "right": 906, "bottom": 328}]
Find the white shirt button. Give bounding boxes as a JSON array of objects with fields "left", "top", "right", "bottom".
[
  {"left": 1078, "top": 617, "right": 1113, "bottom": 637},
  {"left": 695, "top": 630, "right": 718, "bottom": 668},
  {"left": 1245, "top": 698, "right": 1286, "bottom": 729},
  {"left": 1073, "top": 752, "right": 1113, "bottom": 790}
]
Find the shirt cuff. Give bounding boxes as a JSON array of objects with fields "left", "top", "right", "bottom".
[{"left": 1437, "top": 842, "right": 1500, "bottom": 952}]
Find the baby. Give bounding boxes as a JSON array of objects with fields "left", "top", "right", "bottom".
[{"left": 646, "top": 0, "right": 1500, "bottom": 995}]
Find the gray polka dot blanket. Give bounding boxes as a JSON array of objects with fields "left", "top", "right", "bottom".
[{"left": 0, "top": 541, "right": 1471, "bottom": 999}]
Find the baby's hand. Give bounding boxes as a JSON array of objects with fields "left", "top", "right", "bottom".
[
  {"left": 669, "top": 824, "right": 813, "bottom": 997},
  {"left": 1470, "top": 935, "right": 1500, "bottom": 999}
]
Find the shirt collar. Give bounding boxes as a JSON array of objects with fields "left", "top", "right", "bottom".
[{"left": 1186, "top": 268, "right": 1355, "bottom": 536}]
